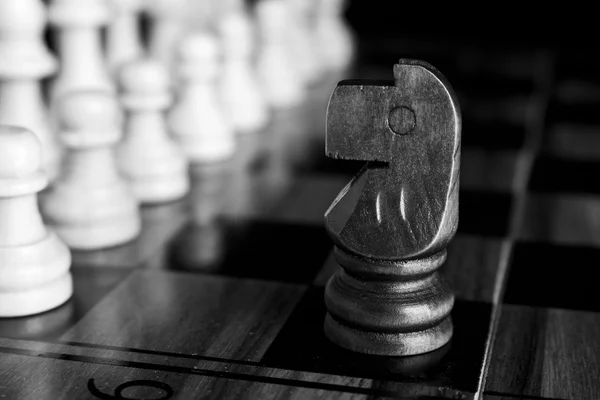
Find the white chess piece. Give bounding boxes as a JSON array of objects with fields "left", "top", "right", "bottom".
[
  {"left": 40, "top": 91, "right": 141, "bottom": 250},
  {"left": 106, "top": 0, "right": 144, "bottom": 74},
  {"left": 314, "top": 0, "right": 354, "bottom": 71},
  {"left": 117, "top": 58, "right": 190, "bottom": 203},
  {"left": 168, "top": 33, "right": 236, "bottom": 163},
  {"left": 0, "top": 0, "right": 62, "bottom": 180},
  {"left": 0, "top": 126, "right": 72, "bottom": 317},
  {"left": 219, "top": 11, "right": 269, "bottom": 134},
  {"left": 48, "top": 0, "right": 114, "bottom": 101},
  {"left": 287, "top": 0, "right": 323, "bottom": 84},
  {"left": 146, "top": 0, "right": 189, "bottom": 69},
  {"left": 255, "top": 0, "right": 305, "bottom": 109}
]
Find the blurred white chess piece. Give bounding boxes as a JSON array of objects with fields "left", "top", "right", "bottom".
[
  {"left": 48, "top": 0, "right": 115, "bottom": 100},
  {"left": 117, "top": 58, "right": 190, "bottom": 203},
  {"left": 168, "top": 32, "right": 236, "bottom": 163},
  {"left": 219, "top": 11, "right": 269, "bottom": 134},
  {"left": 41, "top": 91, "right": 141, "bottom": 249},
  {"left": 255, "top": 0, "right": 305, "bottom": 109},
  {"left": 314, "top": 0, "right": 354, "bottom": 71},
  {"left": 0, "top": 0, "right": 62, "bottom": 180},
  {"left": 106, "top": 0, "right": 144, "bottom": 73}
]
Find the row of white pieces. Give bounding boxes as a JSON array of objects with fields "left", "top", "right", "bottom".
[{"left": 0, "top": 0, "right": 351, "bottom": 178}]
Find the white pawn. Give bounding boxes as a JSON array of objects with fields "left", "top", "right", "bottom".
[
  {"left": 168, "top": 33, "right": 236, "bottom": 163},
  {"left": 219, "top": 12, "right": 269, "bottom": 134},
  {"left": 0, "top": 0, "right": 61, "bottom": 180},
  {"left": 314, "top": 0, "right": 354, "bottom": 71},
  {"left": 0, "top": 126, "right": 72, "bottom": 317},
  {"left": 48, "top": 0, "right": 114, "bottom": 101},
  {"left": 117, "top": 58, "right": 190, "bottom": 203},
  {"left": 255, "top": 0, "right": 305, "bottom": 109},
  {"left": 40, "top": 91, "right": 141, "bottom": 250},
  {"left": 146, "top": 0, "right": 189, "bottom": 70},
  {"left": 106, "top": 0, "right": 144, "bottom": 74},
  {"left": 287, "top": 0, "right": 323, "bottom": 84}
]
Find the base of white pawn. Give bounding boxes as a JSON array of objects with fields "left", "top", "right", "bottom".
[
  {"left": 0, "top": 231, "right": 73, "bottom": 317},
  {"left": 54, "top": 215, "right": 141, "bottom": 250},
  {"left": 132, "top": 174, "right": 190, "bottom": 204},
  {"left": 179, "top": 137, "right": 236, "bottom": 164}
]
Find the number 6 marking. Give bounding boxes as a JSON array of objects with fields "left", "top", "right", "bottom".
[{"left": 88, "top": 378, "right": 174, "bottom": 400}]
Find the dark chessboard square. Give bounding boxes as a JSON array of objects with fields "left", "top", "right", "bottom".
[
  {"left": 168, "top": 219, "right": 332, "bottom": 284},
  {"left": 519, "top": 193, "right": 600, "bottom": 247},
  {"left": 505, "top": 241, "right": 600, "bottom": 312},
  {"left": 529, "top": 156, "right": 600, "bottom": 194},
  {"left": 458, "top": 190, "right": 512, "bottom": 237},
  {"left": 461, "top": 118, "right": 526, "bottom": 150},
  {"left": 261, "top": 286, "right": 492, "bottom": 395},
  {"left": 545, "top": 100, "right": 600, "bottom": 126}
]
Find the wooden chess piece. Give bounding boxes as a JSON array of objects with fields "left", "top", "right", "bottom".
[
  {"left": 323, "top": 59, "right": 461, "bottom": 356},
  {"left": 0, "top": 126, "right": 72, "bottom": 317}
]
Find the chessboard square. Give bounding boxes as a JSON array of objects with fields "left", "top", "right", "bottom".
[
  {"left": 261, "top": 287, "right": 492, "bottom": 395},
  {"left": 71, "top": 200, "right": 188, "bottom": 268},
  {"left": 460, "top": 149, "right": 518, "bottom": 192},
  {"left": 59, "top": 270, "right": 306, "bottom": 362},
  {"left": 545, "top": 100, "right": 600, "bottom": 126},
  {"left": 553, "top": 79, "right": 600, "bottom": 106},
  {"left": 485, "top": 304, "right": 600, "bottom": 400},
  {"left": 520, "top": 193, "right": 600, "bottom": 247},
  {"left": 529, "top": 156, "right": 600, "bottom": 194},
  {"left": 0, "top": 266, "right": 132, "bottom": 341},
  {"left": 504, "top": 241, "right": 600, "bottom": 311},
  {"left": 458, "top": 190, "right": 512, "bottom": 237},
  {"left": 167, "top": 219, "right": 332, "bottom": 283},
  {"left": 543, "top": 122, "right": 600, "bottom": 161},
  {"left": 461, "top": 119, "right": 526, "bottom": 150}
]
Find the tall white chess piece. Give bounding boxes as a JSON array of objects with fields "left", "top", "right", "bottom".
[{"left": 0, "top": 0, "right": 62, "bottom": 179}]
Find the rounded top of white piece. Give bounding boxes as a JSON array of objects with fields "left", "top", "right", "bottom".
[
  {"left": 109, "top": 0, "right": 144, "bottom": 13},
  {"left": 178, "top": 32, "right": 219, "bottom": 62},
  {"left": 120, "top": 58, "right": 170, "bottom": 93},
  {"left": 0, "top": 126, "right": 43, "bottom": 179},
  {"left": 56, "top": 90, "right": 122, "bottom": 146},
  {"left": 219, "top": 12, "right": 252, "bottom": 38},
  {"left": 0, "top": 0, "right": 46, "bottom": 34},
  {"left": 255, "top": 0, "right": 287, "bottom": 26}
]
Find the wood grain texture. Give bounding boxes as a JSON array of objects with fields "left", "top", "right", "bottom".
[
  {"left": 60, "top": 270, "right": 306, "bottom": 361},
  {"left": 0, "top": 337, "right": 437, "bottom": 399},
  {"left": 486, "top": 304, "right": 600, "bottom": 399}
]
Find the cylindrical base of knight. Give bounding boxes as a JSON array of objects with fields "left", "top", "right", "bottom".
[{"left": 323, "top": 246, "right": 454, "bottom": 356}]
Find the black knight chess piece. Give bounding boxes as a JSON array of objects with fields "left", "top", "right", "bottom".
[{"left": 323, "top": 59, "right": 461, "bottom": 356}]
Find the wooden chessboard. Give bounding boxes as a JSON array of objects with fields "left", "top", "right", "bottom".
[{"left": 1, "top": 21, "right": 600, "bottom": 400}]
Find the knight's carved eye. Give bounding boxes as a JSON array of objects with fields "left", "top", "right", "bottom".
[{"left": 388, "top": 106, "right": 415, "bottom": 135}]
